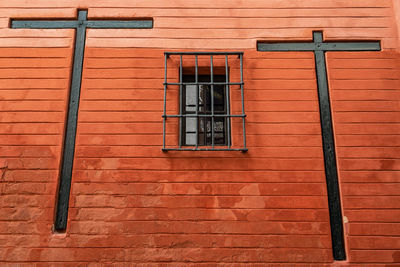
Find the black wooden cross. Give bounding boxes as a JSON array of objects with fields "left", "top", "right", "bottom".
[
  {"left": 11, "top": 10, "right": 153, "bottom": 231},
  {"left": 258, "top": 32, "right": 381, "bottom": 260}
]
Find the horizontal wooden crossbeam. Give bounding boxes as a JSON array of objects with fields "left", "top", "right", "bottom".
[
  {"left": 258, "top": 32, "right": 380, "bottom": 52},
  {"left": 12, "top": 19, "right": 153, "bottom": 29}
]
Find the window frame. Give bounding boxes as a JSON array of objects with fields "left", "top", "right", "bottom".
[{"left": 181, "top": 74, "right": 230, "bottom": 147}]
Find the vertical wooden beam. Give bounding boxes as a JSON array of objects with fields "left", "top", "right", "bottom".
[
  {"left": 313, "top": 32, "right": 346, "bottom": 260},
  {"left": 54, "top": 10, "right": 88, "bottom": 231}
]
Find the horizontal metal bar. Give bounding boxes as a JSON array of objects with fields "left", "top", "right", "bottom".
[
  {"left": 11, "top": 20, "right": 78, "bottom": 29},
  {"left": 165, "top": 51, "right": 243, "bottom": 55},
  {"left": 86, "top": 20, "right": 153, "bottom": 29},
  {"left": 164, "top": 82, "right": 243, "bottom": 86},
  {"left": 257, "top": 41, "right": 381, "bottom": 52},
  {"left": 162, "top": 148, "right": 248, "bottom": 152},
  {"left": 163, "top": 114, "right": 246, "bottom": 118}
]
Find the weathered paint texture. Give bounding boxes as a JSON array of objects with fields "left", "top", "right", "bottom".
[{"left": 0, "top": 0, "right": 399, "bottom": 265}]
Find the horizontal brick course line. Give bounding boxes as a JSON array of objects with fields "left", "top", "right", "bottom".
[
  {"left": 336, "top": 122, "right": 400, "bottom": 125},
  {"left": 0, "top": 246, "right": 331, "bottom": 250},
  {"left": 339, "top": 157, "right": 400, "bottom": 159},
  {"left": 87, "top": 15, "right": 391, "bottom": 19},
  {"left": 69, "top": 193, "right": 328, "bottom": 197},
  {"left": 3, "top": 6, "right": 389, "bottom": 9},
  {"left": 70, "top": 182, "right": 326, "bottom": 185},
  {"left": 85, "top": 67, "right": 315, "bottom": 70},
  {"left": 73, "top": 156, "right": 324, "bottom": 159},
  {"left": 331, "top": 67, "right": 395, "bottom": 70},
  {"left": 0, "top": 111, "right": 63, "bottom": 113},
  {"left": 0, "top": 78, "right": 67, "bottom": 80},
  {"left": 3, "top": 181, "right": 327, "bottom": 185},
  {"left": 0, "top": 261, "right": 332, "bottom": 264},
  {"left": 0, "top": 157, "right": 56, "bottom": 159},
  {"left": 78, "top": 111, "right": 320, "bottom": 113},
  {"left": 0, "top": 37, "right": 71, "bottom": 39},
  {"left": 345, "top": 208, "right": 400, "bottom": 210},
  {"left": 72, "top": 145, "right": 324, "bottom": 147},
  {"left": 332, "top": 88, "right": 398, "bottom": 90},
  {"left": 342, "top": 182, "right": 400, "bottom": 184},
  {"left": 1, "top": 4, "right": 391, "bottom": 8},
  {"left": 81, "top": 99, "right": 318, "bottom": 101},
  {"left": 0, "top": 88, "right": 67, "bottom": 90},
  {"left": 0, "top": 56, "right": 67, "bottom": 58},
  {"left": 0, "top": 247, "right": 329, "bottom": 253},
  {"left": 83, "top": 78, "right": 316, "bottom": 80},
  {"left": 88, "top": 6, "right": 391, "bottom": 10},
  {"left": 350, "top": 249, "right": 400, "bottom": 251},
  {"left": 88, "top": 27, "right": 391, "bottom": 30},
  {"left": 67, "top": 207, "right": 326, "bottom": 209},
  {"left": 347, "top": 234, "right": 400, "bottom": 237},
  {"left": 86, "top": 56, "right": 313, "bottom": 59},
  {"left": 76, "top": 133, "right": 322, "bottom": 136},
  {"left": 69, "top": 206, "right": 327, "bottom": 210},
  {"left": 343, "top": 195, "right": 400, "bottom": 197},
  {"left": 341, "top": 208, "right": 400, "bottom": 211},
  {"left": 66, "top": 219, "right": 330, "bottom": 222},
  {"left": 0, "top": 209, "right": 329, "bottom": 213},
  {"left": 0, "top": 233, "right": 329, "bottom": 237},
  {"left": 0, "top": 122, "right": 63, "bottom": 124},
  {"left": 0, "top": 145, "right": 61, "bottom": 147},
  {"left": 16, "top": 181, "right": 328, "bottom": 184},
  {"left": 0, "top": 67, "right": 68, "bottom": 70},
  {"left": 72, "top": 170, "right": 326, "bottom": 172},
  {"left": 0, "top": 263, "right": 334, "bottom": 266}
]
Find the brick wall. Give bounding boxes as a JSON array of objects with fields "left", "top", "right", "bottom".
[{"left": 0, "top": 0, "right": 399, "bottom": 265}]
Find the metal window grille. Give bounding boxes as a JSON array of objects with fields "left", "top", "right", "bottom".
[{"left": 162, "top": 52, "right": 247, "bottom": 151}]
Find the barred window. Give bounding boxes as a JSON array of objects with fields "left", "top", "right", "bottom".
[{"left": 162, "top": 52, "right": 247, "bottom": 152}]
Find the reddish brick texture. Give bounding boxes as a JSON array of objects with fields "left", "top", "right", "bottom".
[{"left": 0, "top": 0, "right": 399, "bottom": 265}]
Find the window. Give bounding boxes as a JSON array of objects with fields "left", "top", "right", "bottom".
[
  {"left": 162, "top": 52, "right": 247, "bottom": 151},
  {"left": 182, "top": 75, "right": 228, "bottom": 146}
]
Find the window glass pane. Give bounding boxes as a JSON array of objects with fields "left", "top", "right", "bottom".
[
  {"left": 214, "top": 85, "right": 225, "bottom": 112},
  {"left": 185, "top": 133, "right": 196, "bottom": 145},
  {"left": 199, "top": 85, "right": 206, "bottom": 112},
  {"left": 185, "top": 85, "right": 196, "bottom": 112},
  {"left": 185, "top": 117, "right": 196, "bottom": 132}
]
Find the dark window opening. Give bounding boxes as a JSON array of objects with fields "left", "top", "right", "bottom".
[{"left": 182, "top": 75, "right": 229, "bottom": 146}]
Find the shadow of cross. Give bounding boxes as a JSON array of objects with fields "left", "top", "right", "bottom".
[
  {"left": 10, "top": 10, "right": 153, "bottom": 232},
  {"left": 257, "top": 31, "right": 381, "bottom": 261}
]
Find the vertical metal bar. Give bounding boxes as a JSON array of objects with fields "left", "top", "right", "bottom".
[
  {"left": 314, "top": 32, "right": 346, "bottom": 260},
  {"left": 195, "top": 55, "right": 199, "bottom": 149},
  {"left": 179, "top": 55, "right": 183, "bottom": 148},
  {"left": 54, "top": 10, "right": 87, "bottom": 231},
  {"left": 163, "top": 53, "right": 167, "bottom": 150},
  {"left": 210, "top": 55, "right": 214, "bottom": 148},
  {"left": 239, "top": 53, "right": 246, "bottom": 149},
  {"left": 225, "top": 55, "right": 231, "bottom": 148}
]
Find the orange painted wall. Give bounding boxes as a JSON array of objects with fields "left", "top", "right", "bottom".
[{"left": 0, "top": 0, "right": 399, "bottom": 265}]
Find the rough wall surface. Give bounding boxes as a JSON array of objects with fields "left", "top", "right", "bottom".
[{"left": 0, "top": 0, "right": 399, "bottom": 265}]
